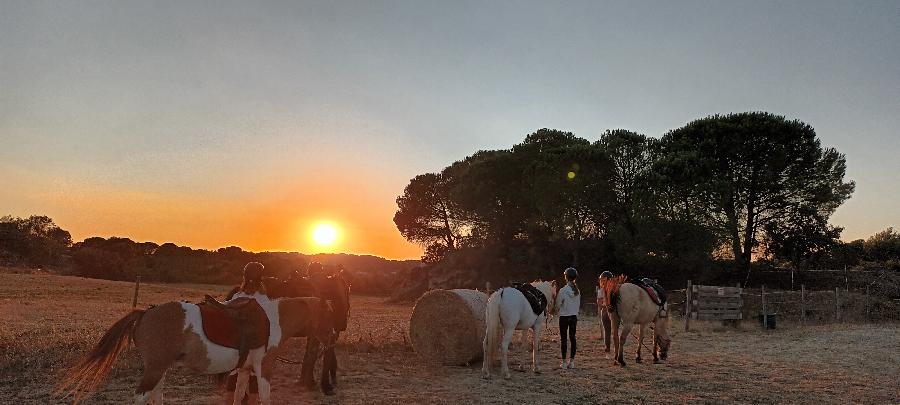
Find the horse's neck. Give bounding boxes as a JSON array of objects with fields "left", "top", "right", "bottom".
[{"left": 531, "top": 282, "right": 551, "bottom": 301}]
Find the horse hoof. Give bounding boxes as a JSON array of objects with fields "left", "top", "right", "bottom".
[
  {"left": 653, "top": 359, "right": 660, "bottom": 364},
  {"left": 532, "top": 369, "right": 541, "bottom": 374},
  {"left": 323, "top": 388, "right": 336, "bottom": 396},
  {"left": 635, "top": 357, "right": 642, "bottom": 363},
  {"left": 503, "top": 373, "right": 511, "bottom": 379}
]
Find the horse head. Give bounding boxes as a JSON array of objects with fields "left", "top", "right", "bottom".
[
  {"left": 654, "top": 334, "right": 671, "bottom": 361},
  {"left": 654, "top": 304, "right": 672, "bottom": 360}
]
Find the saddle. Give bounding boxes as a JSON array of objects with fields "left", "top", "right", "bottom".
[
  {"left": 200, "top": 295, "right": 270, "bottom": 369},
  {"left": 510, "top": 283, "right": 547, "bottom": 316},
  {"left": 630, "top": 278, "right": 667, "bottom": 306}
]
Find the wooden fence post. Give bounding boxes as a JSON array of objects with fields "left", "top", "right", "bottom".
[
  {"left": 132, "top": 275, "right": 141, "bottom": 308},
  {"left": 865, "top": 285, "right": 870, "bottom": 322},
  {"left": 834, "top": 287, "right": 840, "bottom": 322},
  {"left": 685, "top": 280, "right": 692, "bottom": 332},
  {"left": 761, "top": 285, "right": 767, "bottom": 329},
  {"left": 800, "top": 284, "right": 806, "bottom": 325},
  {"left": 845, "top": 265, "right": 849, "bottom": 292}
]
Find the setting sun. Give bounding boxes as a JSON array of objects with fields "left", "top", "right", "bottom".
[{"left": 311, "top": 222, "right": 339, "bottom": 248}]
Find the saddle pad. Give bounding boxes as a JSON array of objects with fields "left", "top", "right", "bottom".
[
  {"left": 511, "top": 283, "right": 547, "bottom": 315},
  {"left": 198, "top": 299, "right": 270, "bottom": 349},
  {"left": 630, "top": 278, "right": 667, "bottom": 306}
]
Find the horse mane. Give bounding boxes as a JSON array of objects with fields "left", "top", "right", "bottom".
[{"left": 600, "top": 275, "right": 628, "bottom": 312}]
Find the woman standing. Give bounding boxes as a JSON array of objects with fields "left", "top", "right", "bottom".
[
  {"left": 556, "top": 267, "right": 581, "bottom": 369},
  {"left": 597, "top": 271, "right": 613, "bottom": 356}
]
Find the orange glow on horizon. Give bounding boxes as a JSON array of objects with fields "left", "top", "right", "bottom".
[{"left": 0, "top": 166, "right": 424, "bottom": 260}]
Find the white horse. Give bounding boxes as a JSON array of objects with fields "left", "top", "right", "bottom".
[{"left": 481, "top": 280, "right": 557, "bottom": 379}]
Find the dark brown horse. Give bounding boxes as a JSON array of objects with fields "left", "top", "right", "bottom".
[{"left": 222, "top": 267, "right": 351, "bottom": 396}]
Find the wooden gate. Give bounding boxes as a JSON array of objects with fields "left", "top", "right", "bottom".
[{"left": 684, "top": 281, "right": 743, "bottom": 331}]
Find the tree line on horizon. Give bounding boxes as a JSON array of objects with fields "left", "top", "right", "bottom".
[
  {"left": 0, "top": 216, "right": 419, "bottom": 294},
  {"left": 393, "top": 112, "right": 896, "bottom": 287}
]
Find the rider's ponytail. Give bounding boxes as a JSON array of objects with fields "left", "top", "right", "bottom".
[{"left": 563, "top": 267, "right": 580, "bottom": 296}]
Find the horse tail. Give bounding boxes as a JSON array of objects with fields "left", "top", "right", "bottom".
[
  {"left": 484, "top": 289, "right": 503, "bottom": 364},
  {"left": 57, "top": 309, "right": 146, "bottom": 403}
]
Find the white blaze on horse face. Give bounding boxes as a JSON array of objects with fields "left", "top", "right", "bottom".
[{"left": 179, "top": 302, "right": 240, "bottom": 373}]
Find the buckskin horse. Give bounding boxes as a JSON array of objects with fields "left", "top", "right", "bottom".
[
  {"left": 481, "top": 280, "right": 557, "bottom": 379},
  {"left": 601, "top": 275, "right": 671, "bottom": 366},
  {"left": 222, "top": 266, "right": 350, "bottom": 395},
  {"left": 57, "top": 293, "right": 334, "bottom": 405}
]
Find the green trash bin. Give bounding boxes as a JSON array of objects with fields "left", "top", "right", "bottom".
[{"left": 757, "top": 313, "right": 777, "bottom": 329}]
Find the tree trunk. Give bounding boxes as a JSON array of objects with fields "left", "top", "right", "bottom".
[{"left": 723, "top": 194, "right": 745, "bottom": 269}]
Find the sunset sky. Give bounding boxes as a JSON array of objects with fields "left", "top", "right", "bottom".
[{"left": 1, "top": 1, "right": 898, "bottom": 259}]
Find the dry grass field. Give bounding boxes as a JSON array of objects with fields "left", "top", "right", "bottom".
[{"left": 1, "top": 269, "right": 898, "bottom": 404}]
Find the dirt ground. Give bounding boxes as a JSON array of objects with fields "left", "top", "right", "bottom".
[{"left": 1, "top": 270, "right": 898, "bottom": 404}]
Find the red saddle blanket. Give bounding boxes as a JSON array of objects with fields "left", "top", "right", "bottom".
[
  {"left": 640, "top": 285, "right": 662, "bottom": 305},
  {"left": 198, "top": 299, "right": 270, "bottom": 350}
]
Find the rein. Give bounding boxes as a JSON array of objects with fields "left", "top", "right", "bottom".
[{"left": 276, "top": 334, "right": 338, "bottom": 365}]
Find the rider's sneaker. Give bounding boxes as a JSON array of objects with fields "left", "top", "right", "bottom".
[
  {"left": 560, "top": 360, "right": 569, "bottom": 369},
  {"left": 568, "top": 359, "right": 576, "bottom": 369}
]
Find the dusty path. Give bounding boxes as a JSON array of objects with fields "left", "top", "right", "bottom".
[{"left": 1, "top": 272, "right": 898, "bottom": 404}]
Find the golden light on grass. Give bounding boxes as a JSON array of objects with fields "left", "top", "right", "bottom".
[{"left": 311, "top": 221, "right": 340, "bottom": 248}]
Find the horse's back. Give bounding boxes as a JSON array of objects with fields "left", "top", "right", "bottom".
[
  {"left": 492, "top": 287, "right": 540, "bottom": 330},
  {"left": 616, "top": 283, "right": 659, "bottom": 324}
]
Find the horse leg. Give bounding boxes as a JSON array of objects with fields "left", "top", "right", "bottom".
[
  {"left": 517, "top": 329, "right": 529, "bottom": 371},
  {"left": 328, "top": 342, "right": 338, "bottom": 386},
  {"left": 531, "top": 326, "right": 542, "bottom": 374},
  {"left": 635, "top": 324, "right": 645, "bottom": 363},
  {"left": 481, "top": 333, "right": 491, "bottom": 378},
  {"left": 134, "top": 359, "right": 173, "bottom": 404},
  {"left": 320, "top": 346, "right": 336, "bottom": 396},
  {"left": 254, "top": 360, "right": 273, "bottom": 405},
  {"left": 500, "top": 327, "right": 515, "bottom": 379},
  {"left": 617, "top": 322, "right": 633, "bottom": 367},
  {"left": 652, "top": 332, "right": 660, "bottom": 364},
  {"left": 232, "top": 370, "right": 251, "bottom": 405},
  {"left": 299, "top": 337, "right": 319, "bottom": 390}
]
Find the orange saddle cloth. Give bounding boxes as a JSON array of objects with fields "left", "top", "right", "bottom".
[{"left": 198, "top": 298, "right": 270, "bottom": 350}]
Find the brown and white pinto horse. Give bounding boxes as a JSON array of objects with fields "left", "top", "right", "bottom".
[
  {"left": 601, "top": 276, "right": 671, "bottom": 366},
  {"left": 58, "top": 293, "right": 333, "bottom": 404}
]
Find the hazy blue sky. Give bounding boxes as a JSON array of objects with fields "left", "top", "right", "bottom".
[{"left": 1, "top": 1, "right": 898, "bottom": 257}]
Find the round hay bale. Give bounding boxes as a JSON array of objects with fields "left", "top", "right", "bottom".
[{"left": 409, "top": 288, "right": 488, "bottom": 365}]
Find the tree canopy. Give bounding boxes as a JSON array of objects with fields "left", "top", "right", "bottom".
[{"left": 394, "top": 113, "right": 857, "bottom": 285}]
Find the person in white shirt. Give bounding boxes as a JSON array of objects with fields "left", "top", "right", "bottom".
[
  {"left": 556, "top": 267, "right": 581, "bottom": 369},
  {"left": 596, "top": 271, "right": 613, "bottom": 355}
]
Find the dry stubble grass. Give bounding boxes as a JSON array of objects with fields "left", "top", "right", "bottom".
[{"left": 1, "top": 270, "right": 898, "bottom": 404}]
